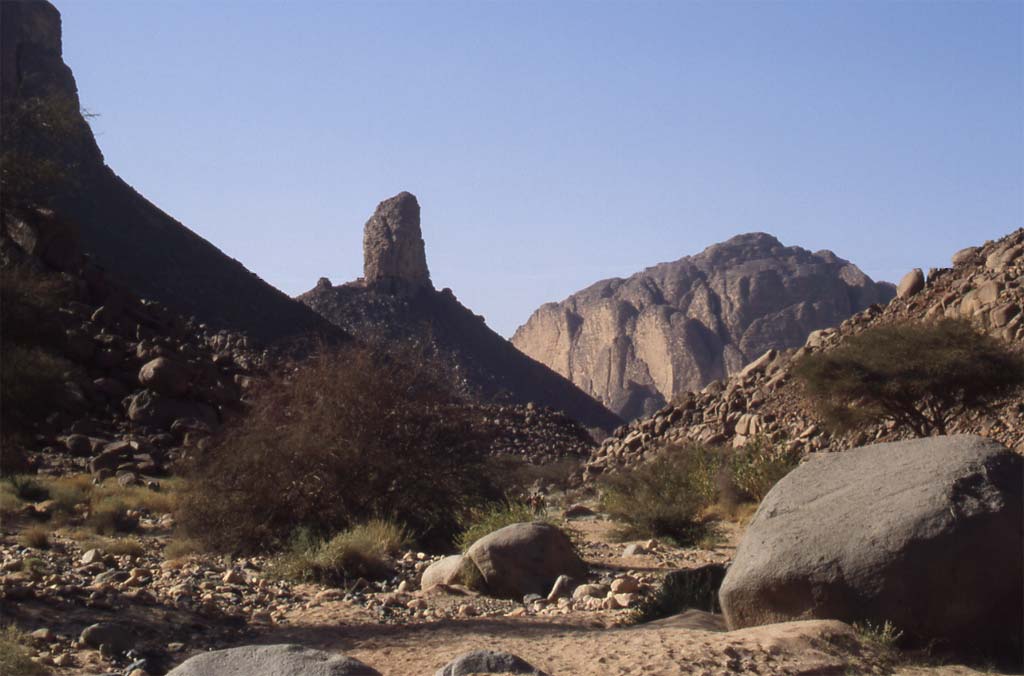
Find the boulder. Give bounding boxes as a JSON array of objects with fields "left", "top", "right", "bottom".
[
  {"left": 166, "top": 644, "right": 380, "bottom": 676},
  {"left": 434, "top": 649, "right": 548, "bottom": 676},
  {"left": 951, "top": 246, "right": 980, "bottom": 266},
  {"left": 138, "top": 357, "right": 191, "bottom": 397},
  {"left": 719, "top": 435, "right": 1022, "bottom": 659},
  {"left": 127, "top": 390, "right": 217, "bottom": 429},
  {"left": 896, "top": 268, "right": 925, "bottom": 298},
  {"left": 420, "top": 554, "right": 466, "bottom": 590},
  {"left": 80, "top": 622, "right": 134, "bottom": 654},
  {"left": 465, "top": 522, "right": 587, "bottom": 599}
]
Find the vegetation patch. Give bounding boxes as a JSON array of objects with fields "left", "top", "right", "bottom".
[
  {"left": 455, "top": 500, "right": 541, "bottom": 552},
  {"left": 600, "top": 444, "right": 722, "bottom": 545},
  {"left": 270, "top": 519, "right": 411, "bottom": 585},
  {"left": 795, "top": 319, "right": 1024, "bottom": 436},
  {"left": 177, "top": 346, "right": 505, "bottom": 553},
  {"left": 0, "top": 625, "right": 47, "bottom": 676}
]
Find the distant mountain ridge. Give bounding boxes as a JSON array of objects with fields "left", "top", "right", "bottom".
[
  {"left": 512, "top": 233, "right": 895, "bottom": 419},
  {"left": 0, "top": 0, "right": 340, "bottom": 345}
]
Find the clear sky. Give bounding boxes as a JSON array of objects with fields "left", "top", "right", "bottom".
[{"left": 58, "top": 0, "right": 1022, "bottom": 338}]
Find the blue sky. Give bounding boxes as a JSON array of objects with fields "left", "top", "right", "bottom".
[{"left": 58, "top": 0, "right": 1022, "bottom": 337}]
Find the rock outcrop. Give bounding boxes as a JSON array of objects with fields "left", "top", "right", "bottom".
[
  {"left": 299, "top": 193, "right": 621, "bottom": 433},
  {"left": 362, "top": 192, "right": 432, "bottom": 294},
  {"left": 0, "top": 0, "right": 340, "bottom": 344},
  {"left": 719, "top": 435, "right": 1022, "bottom": 659},
  {"left": 512, "top": 233, "right": 894, "bottom": 419}
]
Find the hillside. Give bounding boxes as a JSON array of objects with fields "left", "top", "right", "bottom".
[
  {"left": 0, "top": 0, "right": 340, "bottom": 345},
  {"left": 512, "top": 233, "right": 894, "bottom": 420},
  {"left": 584, "top": 230, "right": 1024, "bottom": 480},
  {"left": 298, "top": 192, "right": 622, "bottom": 433}
]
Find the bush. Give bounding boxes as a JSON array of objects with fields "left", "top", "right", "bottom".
[
  {"left": 0, "top": 625, "right": 47, "bottom": 676},
  {"left": 85, "top": 496, "right": 138, "bottom": 534},
  {"left": 455, "top": 500, "right": 539, "bottom": 552},
  {"left": 600, "top": 444, "right": 722, "bottom": 545},
  {"left": 4, "top": 476, "right": 49, "bottom": 503},
  {"left": 271, "top": 519, "right": 411, "bottom": 585},
  {"left": 177, "top": 346, "right": 503, "bottom": 553},
  {"left": 795, "top": 319, "right": 1024, "bottom": 436},
  {"left": 728, "top": 436, "right": 801, "bottom": 502},
  {"left": 17, "top": 525, "right": 51, "bottom": 550}
]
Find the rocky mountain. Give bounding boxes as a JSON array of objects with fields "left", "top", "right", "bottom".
[
  {"left": 0, "top": 0, "right": 339, "bottom": 345},
  {"left": 512, "top": 233, "right": 895, "bottom": 420},
  {"left": 583, "top": 230, "right": 1024, "bottom": 481},
  {"left": 298, "top": 192, "right": 622, "bottom": 433}
]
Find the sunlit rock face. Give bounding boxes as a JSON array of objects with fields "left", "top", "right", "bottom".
[{"left": 512, "top": 233, "right": 895, "bottom": 420}]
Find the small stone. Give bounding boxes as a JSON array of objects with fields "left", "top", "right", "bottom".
[
  {"left": 406, "top": 598, "right": 428, "bottom": 610},
  {"left": 546, "top": 574, "right": 574, "bottom": 603},
  {"left": 622, "top": 543, "right": 647, "bottom": 557},
  {"left": 222, "top": 569, "right": 246, "bottom": 585},
  {"left": 30, "top": 628, "right": 54, "bottom": 641},
  {"left": 80, "top": 549, "right": 105, "bottom": 565},
  {"left": 54, "top": 653, "right": 75, "bottom": 667},
  {"left": 457, "top": 603, "right": 477, "bottom": 617},
  {"left": 610, "top": 575, "right": 640, "bottom": 594}
]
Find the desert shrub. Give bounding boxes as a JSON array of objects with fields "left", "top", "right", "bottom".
[
  {"left": 177, "top": 346, "right": 503, "bottom": 553},
  {"left": 0, "top": 625, "right": 47, "bottom": 676},
  {"left": 600, "top": 444, "right": 722, "bottom": 545},
  {"left": 163, "top": 536, "right": 203, "bottom": 561},
  {"left": 85, "top": 495, "right": 138, "bottom": 534},
  {"left": 72, "top": 535, "right": 144, "bottom": 558},
  {"left": 17, "top": 525, "right": 51, "bottom": 550},
  {"left": 91, "top": 480, "right": 176, "bottom": 515},
  {"left": 728, "top": 436, "right": 801, "bottom": 502},
  {"left": 794, "top": 319, "right": 1024, "bottom": 437},
  {"left": 4, "top": 475, "right": 49, "bottom": 503},
  {"left": 455, "top": 500, "right": 540, "bottom": 552},
  {"left": 631, "top": 564, "right": 727, "bottom": 624},
  {"left": 44, "top": 474, "right": 93, "bottom": 515},
  {"left": 271, "top": 519, "right": 410, "bottom": 585}
]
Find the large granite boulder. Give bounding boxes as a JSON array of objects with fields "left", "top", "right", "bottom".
[
  {"left": 719, "top": 435, "right": 1022, "bottom": 659},
  {"left": 362, "top": 191, "right": 431, "bottom": 295},
  {"left": 166, "top": 644, "right": 380, "bottom": 676},
  {"left": 512, "top": 233, "right": 895, "bottom": 419},
  {"left": 465, "top": 522, "right": 587, "bottom": 599}
]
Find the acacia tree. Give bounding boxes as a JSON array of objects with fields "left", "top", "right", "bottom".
[{"left": 794, "top": 319, "right": 1024, "bottom": 437}]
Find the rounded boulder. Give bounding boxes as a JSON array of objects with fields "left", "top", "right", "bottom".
[
  {"left": 719, "top": 435, "right": 1022, "bottom": 659},
  {"left": 465, "top": 522, "right": 587, "bottom": 599}
]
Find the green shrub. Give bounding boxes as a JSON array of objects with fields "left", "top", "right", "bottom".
[
  {"left": 455, "top": 500, "right": 539, "bottom": 552},
  {"left": 600, "top": 444, "right": 721, "bottom": 545},
  {"left": 794, "top": 319, "right": 1024, "bottom": 436},
  {"left": 0, "top": 625, "right": 47, "bottom": 676},
  {"left": 177, "top": 346, "right": 503, "bottom": 553},
  {"left": 270, "top": 519, "right": 411, "bottom": 585},
  {"left": 728, "top": 436, "right": 801, "bottom": 502}
]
